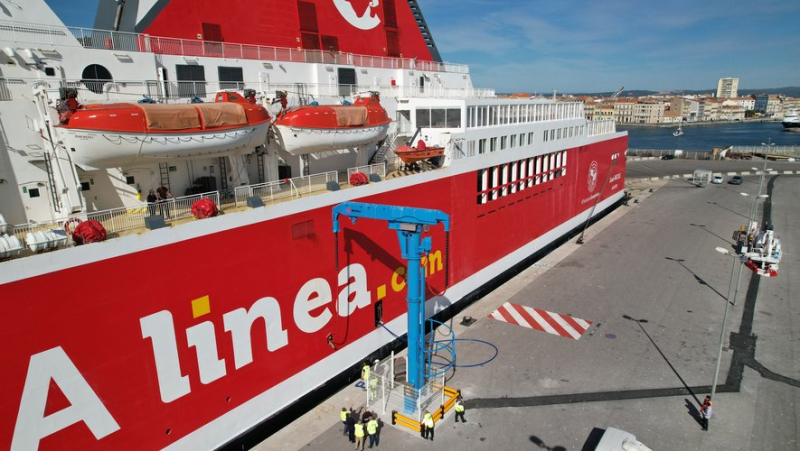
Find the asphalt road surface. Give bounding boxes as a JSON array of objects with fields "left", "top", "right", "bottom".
[{"left": 256, "top": 170, "right": 798, "bottom": 451}]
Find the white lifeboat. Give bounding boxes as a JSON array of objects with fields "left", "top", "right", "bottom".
[
  {"left": 57, "top": 91, "right": 271, "bottom": 169},
  {"left": 273, "top": 92, "right": 390, "bottom": 156}
]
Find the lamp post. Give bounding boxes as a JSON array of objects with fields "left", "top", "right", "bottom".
[
  {"left": 740, "top": 192, "right": 769, "bottom": 240},
  {"left": 711, "top": 247, "right": 743, "bottom": 401},
  {"left": 756, "top": 139, "right": 775, "bottom": 202}
]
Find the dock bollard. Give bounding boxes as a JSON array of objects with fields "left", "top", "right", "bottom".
[{"left": 391, "top": 410, "right": 397, "bottom": 425}]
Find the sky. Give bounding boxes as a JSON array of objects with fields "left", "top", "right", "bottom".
[{"left": 45, "top": 0, "right": 800, "bottom": 94}]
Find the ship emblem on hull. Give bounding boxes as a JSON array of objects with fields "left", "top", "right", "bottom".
[
  {"left": 333, "top": 0, "right": 381, "bottom": 30},
  {"left": 587, "top": 160, "right": 599, "bottom": 192}
]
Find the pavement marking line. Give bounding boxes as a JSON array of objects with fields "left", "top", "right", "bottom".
[{"left": 489, "top": 302, "right": 593, "bottom": 340}]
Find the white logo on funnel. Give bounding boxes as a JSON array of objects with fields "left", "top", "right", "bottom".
[
  {"left": 333, "top": 0, "right": 381, "bottom": 30},
  {"left": 587, "top": 160, "right": 598, "bottom": 192}
]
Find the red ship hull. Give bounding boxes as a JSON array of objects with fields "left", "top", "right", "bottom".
[{"left": 1, "top": 137, "right": 626, "bottom": 449}]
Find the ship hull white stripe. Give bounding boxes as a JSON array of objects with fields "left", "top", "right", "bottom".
[{"left": 166, "top": 192, "right": 623, "bottom": 450}]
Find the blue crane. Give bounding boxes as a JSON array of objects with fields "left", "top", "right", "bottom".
[{"left": 332, "top": 202, "right": 450, "bottom": 397}]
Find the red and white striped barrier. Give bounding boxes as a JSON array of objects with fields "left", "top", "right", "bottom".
[{"left": 489, "top": 302, "right": 593, "bottom": 340}]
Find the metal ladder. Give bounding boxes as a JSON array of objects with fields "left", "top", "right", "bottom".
[
  {"left": 43, "top": 153, "right": 60, "bottom": 214},
  {"left": 158, "top": 162, "right": 171, "bottom": 188},
  {"left": 256, "top": 147, "right": 266, "bottom": 183},
  {"left": 218, "top": 157, "right": 228, "bottom": 191}
]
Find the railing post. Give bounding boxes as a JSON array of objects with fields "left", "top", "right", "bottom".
[
  {"left": 381, "top": 373, "right": 386, "bottom": 415},
  {"left": 441, "top": 375, "right": 445, "bottom": 407}
]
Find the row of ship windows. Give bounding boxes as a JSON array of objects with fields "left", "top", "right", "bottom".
[
  {"left": 455, "top": 126, "right": 584, "bottom": 159},
  {"left": 476, "top": 150, "right": 568, "bottom": 205},
  {"left": 415, "top": 108, "right": 462, "bottom": 129},
  {"left": 466, "top": 102, "right": 583, "bottom": 129}
]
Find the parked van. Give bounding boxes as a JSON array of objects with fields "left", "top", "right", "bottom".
[{"left": 693, "top": 169, "right": 712, "bottom": 186}]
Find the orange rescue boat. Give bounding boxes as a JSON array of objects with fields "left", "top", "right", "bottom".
[{"left": 395, "top": 140, "right": 445, "bottom": 165}]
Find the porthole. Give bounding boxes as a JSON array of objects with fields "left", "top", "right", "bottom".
[{"left": 81, "top": 64, "right": 113, "bottom": 94}]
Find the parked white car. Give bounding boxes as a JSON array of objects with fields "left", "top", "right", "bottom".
[
  {"left": 595, "top": 427, "right": 652, "bottom": 451},
  {"left": 712, "top": 175, "right": 724, "bottom": 184}
]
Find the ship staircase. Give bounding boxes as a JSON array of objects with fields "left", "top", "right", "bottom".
[
  {"left": 406, "top": 0, "right": 443, "bottom": 62},
  {"left": 32, "top": 87, "right": 85, "bottom": 216},
  {"left": 369, "top": 124, "right": 400, "bottom": 165}
]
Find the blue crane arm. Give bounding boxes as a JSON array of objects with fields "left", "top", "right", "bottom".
[{"left": 332, "top": 202, "right": 450, "bottom": 233}]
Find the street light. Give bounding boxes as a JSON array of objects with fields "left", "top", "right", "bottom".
[
  {"left": 740, "top": 192, "right": 769, "bottom": 234},
  {"left": 710, "top": 247, "right": 743, "bottom": 402}
]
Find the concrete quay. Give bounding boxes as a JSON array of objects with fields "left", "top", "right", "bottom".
[{"left": 250, "top": 170, "right": 799, "bottom": 451}]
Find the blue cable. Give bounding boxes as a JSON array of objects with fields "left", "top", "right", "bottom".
[{"left": 377, "top": 322, "right": 499, "bottom": 368}]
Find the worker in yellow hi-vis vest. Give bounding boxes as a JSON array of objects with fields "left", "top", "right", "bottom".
[
  {"left": 361, "top": 362, "right": 370, "bottom": 391},
  {"left": 354, "top": 420, "right": 365, "bottom": 451},
  {"left": 454, "top": 395, "right": 466, "bottom": 423},
  {"left": 367, "top": 417, "right": 379, "bottom": 448},
  {"left": 423, "top": 411, "right": 434, "bottom": 441},
  {"left": 341, "top": 407, "right": 349, "bottom": 436}
]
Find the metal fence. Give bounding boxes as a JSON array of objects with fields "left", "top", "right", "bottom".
[
  {"left": 233, "top": 171, "right": 339, "bottom": 207},
  {"left": 366, "top": 354, "right": 450, "bottom": 422}
]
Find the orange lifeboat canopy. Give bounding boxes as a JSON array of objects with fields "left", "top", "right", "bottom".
[
  {"left": 276, "top": 93, "right": 390, "bottom": 130},
  {"left": 59, "top": 91, "right": 270, "bottom": 134}
]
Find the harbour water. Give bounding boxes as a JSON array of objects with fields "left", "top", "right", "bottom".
[{"left": 620, "top": 121, "right": 800, "bottom": 151}]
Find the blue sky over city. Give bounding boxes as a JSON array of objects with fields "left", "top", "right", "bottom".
[{"left": 46, "top": 0, "right": 800, "bottom": 93}]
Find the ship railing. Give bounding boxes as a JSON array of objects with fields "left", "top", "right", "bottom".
[
  {"left": 588, "top": 119, "right": 616, "bottom": 136},
  {"left": 348, "top": 163, "right": 387, "bottom": 180},
  {"left": 366, "top": 357, "right": 451, "bottom": 422},
  {"left": 0, "top": 20, "right": 470, "bottom": 74},
  {"left": 2, "top": 76, "right": 494, "bottom": 103},
  {"left": 233, "top": 171, "right": 339, "bottom": 207},
  {"left": 10, "top": 191, "right": 220, "bottom": 245}
]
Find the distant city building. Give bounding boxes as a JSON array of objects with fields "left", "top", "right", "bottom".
[
  {"left": 766, "top": 96, "right": 782, "bottom": 117},
  {"left": 719, "top": 104, "right": 745, "bottom": 121},
  {"left": 716, "top": 77, "right": 739, "bottom": 99},
  {"left": 669, "top": 97, "right": 700, "bottom": 122},
  {"left": 728, "top": 96, "right": 755, "bottom": 111},
  {"left": 633, "top": 99, "right": 665, "bottom": 124},
  {"left": 613, "top": 99, "right": 636, "bottom": 123},
  {"left": 781, "top": 97, "right": 800, "bottom": 117},
  {"left": 661, "top": 110, "right": 682, "bottom": 124},
  {"left": 700, "top": 99, "right": 723, "bottom": 121}
]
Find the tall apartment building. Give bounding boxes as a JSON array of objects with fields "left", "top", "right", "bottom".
[{"left": 716, "top": 77, "right": 739, "bottom": 99}]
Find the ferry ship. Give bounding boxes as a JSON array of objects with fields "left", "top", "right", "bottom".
[{"left": 0, "top": 1, "right": 627, "bottom": 449}]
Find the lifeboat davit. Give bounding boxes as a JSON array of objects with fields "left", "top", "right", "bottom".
[
  {"left": 274, "top": 92, "right": 390, "bottom": 156},
  {"left": 395, "top": 140, "right": 445, "bottom": 165},
  {"left": 57, "top": 91, "right": 271, "bottom": 169}
]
